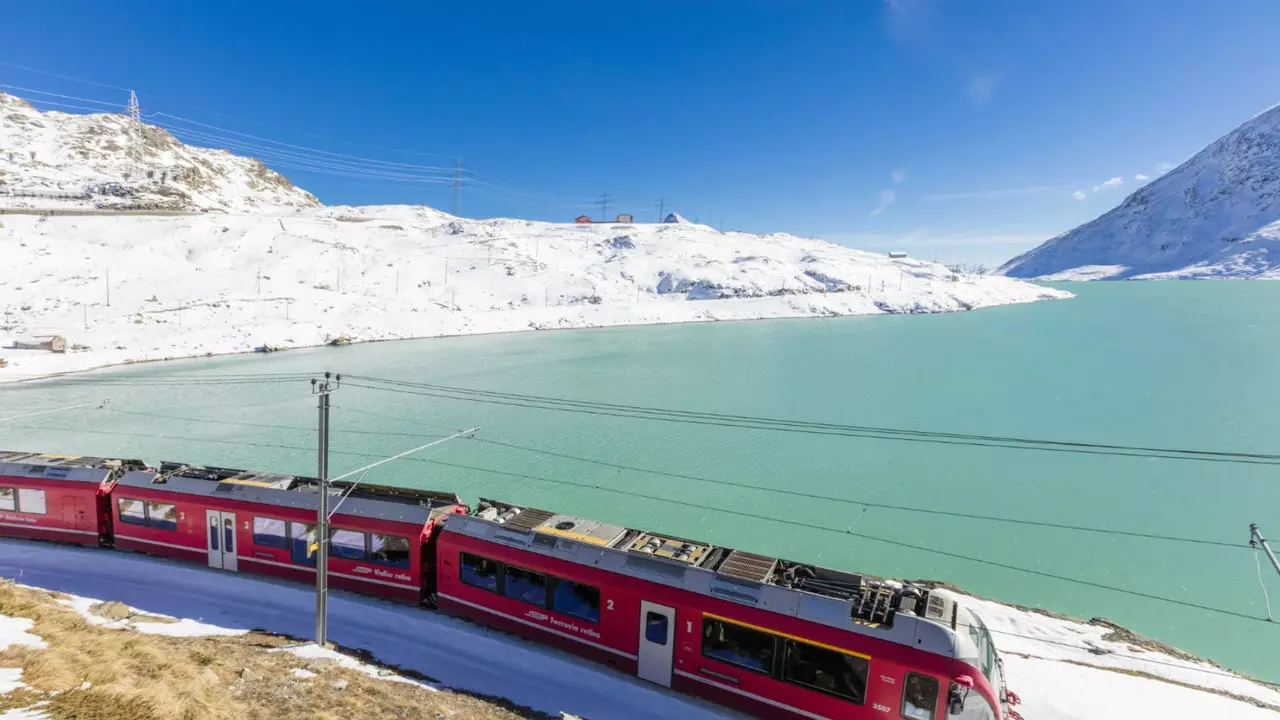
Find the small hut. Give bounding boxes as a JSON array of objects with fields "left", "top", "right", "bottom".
[{"left": 14, "top": 335, "right": 67, "bottom": 353}]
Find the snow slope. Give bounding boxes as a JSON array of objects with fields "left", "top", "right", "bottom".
[
  {"left": 0, "top": 92, "right": 319, "bottom": 212},
  {"left": 0, "top": 539, "right": 1276, "bottom": 720},
  {"left": 0, "top": 93, "right": 1068, "bottom": 381},
  {"left": 998, "top": 104, "right": 1280, "bottom": 280},
  {"left": 0, "top": 207, "right": 1068, "bottom": 382}
]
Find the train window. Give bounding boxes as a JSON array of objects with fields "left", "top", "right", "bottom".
[
  {"left": 459, "top": 552, "right": 499, "bottom": 592},
  {"left": 901, "top": 673, "right": 939, "bottom": 719},
  {"left": 16, "top": 489, "right": 45, "bottom": 515},
  {"left": 503, "top": 564, "right": 547, "bottom": 606},
  {"left": 0, "top": 488, "right": 13, "bottom": 511},
  {"left": 252, "top": 517, "right": 288, "bottom": 548},
  {"left": 371, "top": 534, "right": 411, "bottom": 568},
  {"left": 701, "top": 617, "right": 776, "bottom": 675},
  {"left": 645, "top": 612, "right": 669, "bottom": 645},
  {"left": 551, "top": 579, "right": 600, "bottom": 623},
  {"left": 147, "top": 502, "right": 177, "bottom": 531},
  {"left": 329, "top": 528, "right": 368, "bottom": 561},
  {"left": 290, "top": 522, "right": 318, "bottom": 566},
  {"left": 118, "top": 497, "right": 147, "bottom": 526},
  {"left": 781, "top": 639, "right": 869, "bottom": 704}
]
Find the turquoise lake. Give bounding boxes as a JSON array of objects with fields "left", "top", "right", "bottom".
[{"left": 1, "top": 281, "right": 1277, "bottom": 681}]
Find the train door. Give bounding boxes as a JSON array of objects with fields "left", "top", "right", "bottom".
[
  {"left": 205, "top": 510, "right": 238, "bottom": 571},
  {"left": 637, "top": 601, "right": 675, "bottom": 687},
  {"left": 61, "top": 497, "right": 90, "bottom": 532}
]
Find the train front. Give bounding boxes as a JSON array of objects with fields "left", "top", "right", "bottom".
[{"left": 943, "top": 599, "right": 1022, "bottom": 720}]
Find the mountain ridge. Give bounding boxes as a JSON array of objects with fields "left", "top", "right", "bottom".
[
  {"left": 997, "top": 103, "right": 1280, "bottom": 280},
  {"left": 0, "top": 92, "right": 320, "bottom": 212}
]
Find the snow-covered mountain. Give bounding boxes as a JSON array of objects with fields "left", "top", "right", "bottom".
[
  {"left": 998, "top": 104, "right": 1280, "bottom": 280},
  {"left": 0, "top": 93, "right": 1067, "bottom": 381},
  {"left": 0, "top": 92, "right": 319, "bottom": 212}
]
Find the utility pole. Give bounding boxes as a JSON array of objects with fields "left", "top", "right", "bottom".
[
  {"left": 1251, "top": 524, "right": 1280, "bottom": 581},
  {"left": 1250, "top": 524, "right": 1279, "bottom": 621},
  {"left": 105, "top": 268, "right": 110, "bottom": 307},
  {"left": 311, "top": 372, "right": 340, "bottom": 647},
  {"left": 598, "top": 192, "right": 612, "bottom": 222},
  {"left": 453, "top": 159, "right": 463, "bottom": 216},
  {"left": 655, "top": 198, "right": 666, "bottom": 223}
]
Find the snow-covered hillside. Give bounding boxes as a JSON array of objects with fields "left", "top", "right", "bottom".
[
  {"left": 998, "top": 104, "right": 1280, "bottom": 280},
  {"left": 1, "top": 539, "right": 1277, "bottom": 720},
  {"left": 0, "top": 93, "right": 1068, "bottom": 381},
  {"left": 0, "top": 206, "right": 1067, "bottom": 381},
  {"left": 0, "top": 92, "right": 319, "bottom": 212}
]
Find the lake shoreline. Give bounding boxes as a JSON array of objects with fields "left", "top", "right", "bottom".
[{"left": 0, "top": 285, "right": 1071, "bottom": 384}]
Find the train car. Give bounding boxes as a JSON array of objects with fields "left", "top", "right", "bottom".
[
  {"left": 0, "top": 451, "right": 148, "bottom": 547},
  {"left": 436, "top": 499, "right": 1018, "bottom": 720},
  {"left": 110, "top": 462, "right": 466, "bottom": 604}
]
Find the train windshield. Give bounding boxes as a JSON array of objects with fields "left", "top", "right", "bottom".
[{"left": 966, "top": 614, "right": 997, "bottom": 687}]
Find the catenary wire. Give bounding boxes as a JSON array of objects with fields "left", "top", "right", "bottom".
[
  {"left": 340, "top": 380, "right": 1280, "bottom": 466},
  {"left": 98, "top": 405, "right": 1248, "bottom": 549}
]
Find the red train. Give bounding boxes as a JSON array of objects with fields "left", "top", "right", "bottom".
[{"left": 0, "top": 451, "right": 1021, "bottom": 720}]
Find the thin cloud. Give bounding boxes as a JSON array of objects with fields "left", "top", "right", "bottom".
[
  {"left": 1072, "top": 191, "right": 1086, "bottom": 200},
  {"left": 1134, "top": 174, "right": 1150, "bottom": 181},
  {"left": 1092, "top": 177, "right": 1124, "bottom": 192},
  {"left": 924, "top": 185, "right": 1075, "bottom": 201},
  {"left": 966, "top": 74, "right": 1002, "bottom": 106},
  {"left": 828, "top": 229, "right": 1048, "bottom": 249},
  {"left": 884, "top": 0, "right": 936, "bottom": 42},
  {"left": 870, "top": 188, "right": 897, "bottom": 217},
  {"left": 891, "top": 167, "right": 908, "bottom": 184}
]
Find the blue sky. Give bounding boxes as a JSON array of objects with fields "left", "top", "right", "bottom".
[{"left": 2, "top": 1, "right": 1279, "bottom": 265}]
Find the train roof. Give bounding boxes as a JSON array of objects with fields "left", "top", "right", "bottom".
[
  {"left": 446, "top": 498, "right": 967, "bottom": 659},
  {"left": 0, "top": 451, "right": 149, "bottom": 484},
  {"left": 115, "top": 462, "right": 464, "bottom": 528}
]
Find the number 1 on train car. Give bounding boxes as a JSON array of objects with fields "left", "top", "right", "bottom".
[{"left": 638, "top": 601, "right": 676, "bottom": 687}]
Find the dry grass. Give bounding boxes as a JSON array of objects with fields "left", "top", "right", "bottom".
[{"left": 0, "top": 580, "right": 550, "bottom": 720}]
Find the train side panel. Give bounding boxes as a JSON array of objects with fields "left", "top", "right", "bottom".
[
  {"left": 0, "top": 473, "right": 105, "bottom": 547},
  {"left": 109, "top": 484, "right": 433, "bottom": 603},
  {"left": 436, "top": 529, "right": 953, "bottom": 720}
]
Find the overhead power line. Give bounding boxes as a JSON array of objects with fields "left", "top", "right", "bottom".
[
  {"left": 100, "top": 405, "right": 1246, "bottom": 550},
  {"left": 340, "top": 377, "right": 1280, "bottom": 466},
  {"left": 1, "top": 418, "right": 1270, "bottom": 625},
  {"left": 150, "top": 113, "right": 459, "bottom": 172},
  {"left": 0, "top": 84, "right": 122, "bottom": 108}
]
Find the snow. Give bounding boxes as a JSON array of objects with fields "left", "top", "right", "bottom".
[
  {"left": 998, "top": 104, "right": 1280, "bottom": 280},
  {"left": 0, "top": 540, "right": 1273, "bottom": 719},
  {"left": 0, "top": 208, "right": 1068, "bottom": 383},
  {"left": 942, "top": 590, "right": 1280, "bottom": 710},
  {"left": 0, "top": 611, "right": 45, "bottom": 717},
  {"left": 0, "top": 92, "right": 318, "bottom": 212},
  {"left": 54, "top": 594, "right": 246, "bottom": 637},
  {"left": 274, "top": 643, "right": 438, "bottom": 690},
  {"left": 0, "top": 92, "right": 1068, "bottom": 383},
  {"left": 0, "top": 616, "right": 45, "bottom": 653}
]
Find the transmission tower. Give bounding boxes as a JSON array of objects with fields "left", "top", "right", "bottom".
[
  {"left": 655, "top": 197, "right": 666, "bottom": 222},
  {"left": 127, "top": 90, "right": 141, "bottom": 123},
  {"left": 598, "top": 192, "right": 612, "bottom": 221}
]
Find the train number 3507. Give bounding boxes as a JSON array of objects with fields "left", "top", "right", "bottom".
[{"left": 871, "top": 703, "right": 892, "bottom": 714}]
